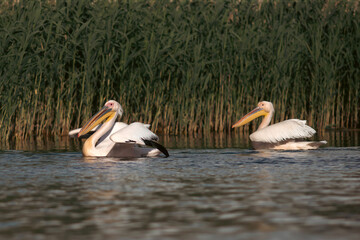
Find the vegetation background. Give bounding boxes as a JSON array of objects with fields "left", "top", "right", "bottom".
[{"left": 0, "top": 0, "right": 359, "bottom": 140}]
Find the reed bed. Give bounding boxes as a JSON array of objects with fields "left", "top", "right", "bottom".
[{"left": 0, "top": 0, "right": 359, "bottom": 140}]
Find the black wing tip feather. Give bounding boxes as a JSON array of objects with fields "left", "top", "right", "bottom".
[{"left": 142, "top": 139, "right": 169, "bottom": 158}]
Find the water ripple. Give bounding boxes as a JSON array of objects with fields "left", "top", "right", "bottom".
[{"left": 0, "top": 146, "right": 359, "bottom": 239}]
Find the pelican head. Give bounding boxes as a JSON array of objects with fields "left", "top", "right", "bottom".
[
  {"left": 105, "top": 100, "right": 123, "bottom": 116},
  {"left": 232, "top": 101, "right": 274, "bottom": 128},
  {"left": 77, "top": 100, "right": 123, "bottom": 137}
]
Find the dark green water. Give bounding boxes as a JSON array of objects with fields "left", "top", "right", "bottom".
[{"left": 0, "top": 131, "right": 359, "bottom": 240}]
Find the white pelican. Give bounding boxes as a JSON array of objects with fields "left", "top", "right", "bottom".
[
  {"left": 69, "top": 100, "right": 169, "bottom": 158},
  {"left": 232, "top": 101, "right": 327, "bottom": 150}
]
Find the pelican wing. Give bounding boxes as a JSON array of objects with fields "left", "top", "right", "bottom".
[
  {"left": 97, "top": 122, "right": 129, "bottom": 144},
  {"left": 110, "top": 122, "right": 159, "bottom": 145},
  {"left": 250, "top": 119, "right": 316, "bottom": 143}
]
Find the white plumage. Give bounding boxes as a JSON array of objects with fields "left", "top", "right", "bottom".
[
  {"left": 110, "top": 122, "right": 158, "bottom": 144},
  {"left": 250, "top": 119, "right": 316, "bottom": 143}
]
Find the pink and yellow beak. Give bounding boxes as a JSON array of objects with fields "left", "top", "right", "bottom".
[
  {"left": 232, "top": 107, "right": 268, "bottom": 128},
  {"left": 77, "top": 106, "right": 116, "bottom": 137}
]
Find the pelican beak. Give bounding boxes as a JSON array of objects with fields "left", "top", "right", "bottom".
[
  {"left": 232, "top": 107, "right": 268, "bottom": 128},
  {"left": 77, "top": 106, "right": 116, "bottom": 137}
]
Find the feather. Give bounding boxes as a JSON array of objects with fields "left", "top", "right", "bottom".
[
  {"left": 110, "top": 122, "right": 159, "bottom": 144},
  {"left": 250, "top": 119, "right": 316, "bottom": 143},
  {"left": 142, "top": 139, "right": 169, "bottom": 157}
]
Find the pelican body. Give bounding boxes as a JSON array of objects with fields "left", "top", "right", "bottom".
[
  {"left": 69, "top": 100, "right": 169, "bottom": 158},
  {"left": 232, "top": 101, "right": 327, "bottom": 150}
]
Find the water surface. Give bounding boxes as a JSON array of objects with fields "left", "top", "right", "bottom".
[{"left": 0, "top": 131, "right": 359, "bottom": 240}]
